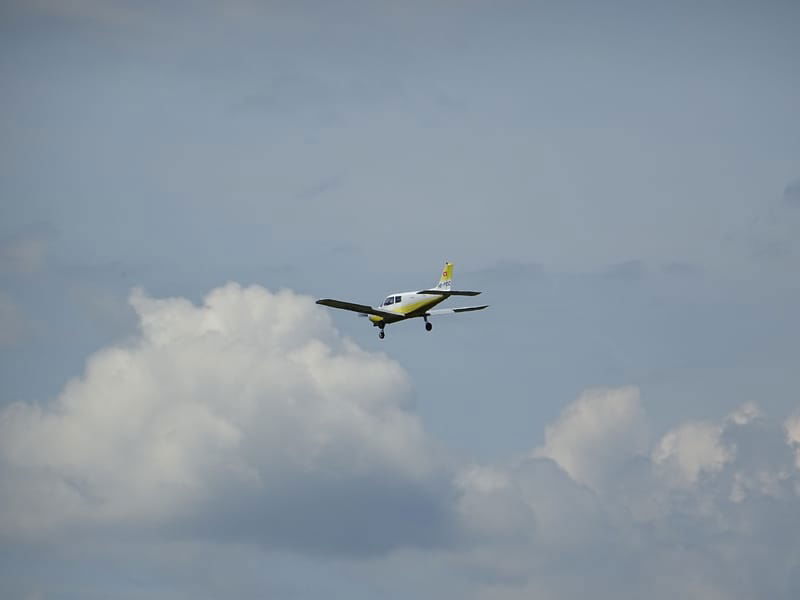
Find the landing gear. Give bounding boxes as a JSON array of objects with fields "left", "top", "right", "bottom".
[
  {"left": 378, "top": 323, "right": 385, "bottom": 339},
  {"left": 424, "top": 317, "right": 432, "bottom": 332}
]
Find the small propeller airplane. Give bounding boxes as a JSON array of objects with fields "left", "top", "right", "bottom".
[{"left": 316, "top": 262, "right": 488, "bottom": 339}]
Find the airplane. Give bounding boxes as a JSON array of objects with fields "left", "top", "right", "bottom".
[{"left": 316, "top": 262, "right": 488, "bottom": 339}]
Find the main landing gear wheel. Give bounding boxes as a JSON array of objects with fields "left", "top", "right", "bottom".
[
  {"left": 425, "top": 321, "right": 432, "bottom": 332},
  {"left": 378, "top": 328, "right": 385, "bottom": 339}
]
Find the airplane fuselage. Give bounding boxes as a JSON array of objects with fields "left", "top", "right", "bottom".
[{"left": 367, "top": 291, "right": 447, "bottom": 324}]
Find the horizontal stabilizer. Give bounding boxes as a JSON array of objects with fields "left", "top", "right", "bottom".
[
  {"left": 418, "top": 289, "right": 481, "bottom": 296},
  {"left": 426, "top": 305, "right": 489, "bottom": 316}
]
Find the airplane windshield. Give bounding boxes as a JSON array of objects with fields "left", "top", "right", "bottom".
[{"left": 384, "top": 296, "right": 394, "bottom": 306}]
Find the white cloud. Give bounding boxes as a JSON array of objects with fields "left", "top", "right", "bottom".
[
  {"left": 0, "top": 283, "right": 449, "bottom": 553},
  {"left": 652, "top": 421, "right": 732, "bottom": 487},
  {"left": 720, "top": 407, "right": 797, "bottom": 505},
  {"left": 453, "top": 391, "right": 800, "bottom": 600},
  {"left": 728, "top": 401, "right": 763, "bottom": 425},
  {"left": 532, "top": 386, "right": 648, "bottom": 492}
]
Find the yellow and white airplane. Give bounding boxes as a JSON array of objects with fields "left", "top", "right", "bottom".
[{"left": 316, "top": 262, "right": 488, "bottom": 339}]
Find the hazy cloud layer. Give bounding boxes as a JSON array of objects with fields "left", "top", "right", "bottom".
[
  {"left": 784, "top": 179, "right": 800, "bottom": 207},
  {"left": 0, "top": 227, "right": 49, "bottom": 275},
  {"left": 4, "top": 0, "right": 798, "bottom": 275},
  {"left": 0, "top": 291, "right": 35, "bottom": 346}
]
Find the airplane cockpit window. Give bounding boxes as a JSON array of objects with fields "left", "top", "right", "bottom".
[
  {"left": 384, "top": 296, "right": 394, "bottom": 306},
  {"left": 395, "top": 296, "right": 401, "bottom": 303}
]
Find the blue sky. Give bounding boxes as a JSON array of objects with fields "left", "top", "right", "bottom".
[{"left": 1, "top": 1, "right": 800, "bottom": 598}]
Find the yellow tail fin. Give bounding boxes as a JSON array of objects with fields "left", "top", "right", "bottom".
[{"left": 436, "top": 262, "right": 453, "bottom": 290}]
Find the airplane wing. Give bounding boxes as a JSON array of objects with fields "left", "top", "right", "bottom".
[
  {"left": 417, "top": 289, "right": 481, "bottom": 296},
  {"left": 426, "top": 305, "right": 489, "bottom": 316},
  {"left": 315, "top": 299, "right": 401, "bottom": 320}
]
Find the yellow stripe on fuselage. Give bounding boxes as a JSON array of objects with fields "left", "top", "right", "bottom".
[{"left": 368, "top": 295, "right": 445, "bottom": 323}]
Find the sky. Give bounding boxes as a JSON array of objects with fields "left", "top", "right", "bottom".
[{"left": 1, "top": 1, "right": 799, "bottom": 598}]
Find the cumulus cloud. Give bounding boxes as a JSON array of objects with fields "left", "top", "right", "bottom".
[
  {"left": 452, "top": 387, "right": 800, "bottom": 599},
  {"left": 652, "top": 420, "right": 731, "bottom": 487},
  {"left": 533, "top": 386, "right": 648, "bottom": 492},
  {"left": 0, "top": 283, "right": 452, "bottom": 554}
]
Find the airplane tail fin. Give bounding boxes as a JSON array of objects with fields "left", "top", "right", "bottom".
[{"left": 435, "top": 262, "right": 453, "bottom": 290}]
